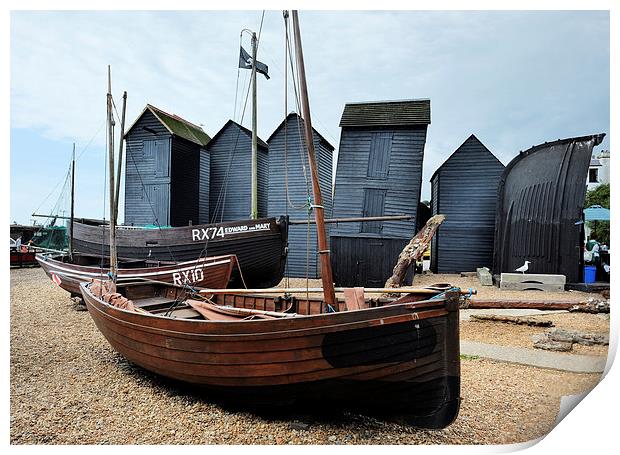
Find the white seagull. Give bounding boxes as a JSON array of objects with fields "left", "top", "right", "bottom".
[{"left": 515, "top": 260, "right": 530, "bottom": 274}]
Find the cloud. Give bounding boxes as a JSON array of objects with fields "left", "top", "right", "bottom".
[{"left": 10, "top": 10, "right": 609, "bottom": 220}]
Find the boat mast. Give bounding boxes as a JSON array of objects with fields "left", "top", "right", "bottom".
[
  {"left": 69, "top": 142, "right": 75, "bottom": 261},
  {"left": 291, "top": 10, "right": 336, "bottom": 307},
  {"left": 107, "top": 66, "right": 118, "bottom": 280},
  {"left": 250, "top": 31, "right": 258, "bottom": 220},
  {"left": 113, "top": 91, "right": 127, "bottom": 226}
]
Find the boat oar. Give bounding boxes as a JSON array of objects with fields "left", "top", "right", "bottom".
[{"left": 198, "top": 287, "right": 476, "bottom": 296}]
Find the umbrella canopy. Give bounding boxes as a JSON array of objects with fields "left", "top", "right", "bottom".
[{"left": 584, "top": 205, "right": 610, "bottom": 221}]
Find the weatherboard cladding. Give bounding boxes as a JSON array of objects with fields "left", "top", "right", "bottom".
[
  {"left": 430, "top": 135, "right": 505, "bottom": 273},
  {"left": 331, "top": 100, "right": 429, "bottom": 286},
  {"left": 267, "top": 113, "right": 334, "bottom": 278},
  {"left": 331, "top": 126, "right": 427, "bottom": 239},
  {"left": 124, "top": 109, "right": 172, "bottom": 226},
  {"left": 208, "top": 121, "right": 269, "bottom": 223},
  {"left": 124, "top": 107, "right": 208, "bottom": 227}
]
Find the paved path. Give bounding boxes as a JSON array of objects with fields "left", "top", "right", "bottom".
[{"left": 460, "top": 340, "right": 607, "bottom": 373}]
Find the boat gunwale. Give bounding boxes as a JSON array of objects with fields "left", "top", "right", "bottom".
[{"left": 80, "top": 282, "right": 453, "bottom": 337}]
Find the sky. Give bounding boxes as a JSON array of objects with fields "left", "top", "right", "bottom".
[{"left": 9, "top": 9, "right": 610, "bottom": 226}]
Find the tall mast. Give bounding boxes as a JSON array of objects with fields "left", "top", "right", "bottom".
[
  {"left": 113, "top": 91, "right": 127, "bottom": 226},
  {"left": 291, "top": 10, "right": 336, "bottom": 307},
  {"left": 250, "top": 31, "right": 258, "bottom": 220},
  {"left": 107, "top": 66, "right": 118, "bottom": 280},
  {"left": 69, "top": 142, "right": 75, "bottom": 261}
]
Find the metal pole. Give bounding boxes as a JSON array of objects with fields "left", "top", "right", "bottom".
[
  {"left": 69, "top": 143, "right": 75, "bottom": 261},
  {"left": 114, "top": 91, "right": 127, "bottom": 225},
  {"left": 291, "top": 10, "right": 336, "bottom": 307},
  {"left": 289, "top": 215, "right": 415, "bottom": 225},
  {"left": 107, "top": 66, "right": 118, "bottom": 280},
  {"left": 250, "top": 31, "right": 258, "bottom": 220}
]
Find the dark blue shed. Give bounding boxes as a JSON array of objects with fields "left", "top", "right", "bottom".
[
  {"left": 430, "top": 134, "right": 505, "bottom": 273},
  {"left": 267, "top": 113, "right": 334, "bottom": 278},
  {"left": 208, "top": 120, "right": 269, "bottom": 223},
  {"left": 123, "top": 104, "right": 211, "bottom": 227},
  {"left": 330, "top": 99, "right": 431, "bottom": 287}
]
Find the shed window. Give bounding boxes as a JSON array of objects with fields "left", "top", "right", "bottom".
[
  {"left": 361, "top": 189, "right": 386, "bottom": 233},
  {"left": 589, "top": 168, "right": 599, "bottom": 183},
  {"left": 367, "top": 132, "right": 393, "bottom": 178}
]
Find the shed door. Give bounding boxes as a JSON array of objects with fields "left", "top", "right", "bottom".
[
  {"left": 367, "top": 132, "right": 393, "bottom": 178},
  {"left": 361, "top": 188, "right": 387, "bottom": 234},
  {"left": 145, "top": 183, "right": 170, "bottom": 226},
  {"left": 144, "top": 139, "right": 170, "bottom": 178}
]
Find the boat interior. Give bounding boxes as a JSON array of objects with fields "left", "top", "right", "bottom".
[{"left": 93, "top": 282, "right": 452, "bottom": 322}]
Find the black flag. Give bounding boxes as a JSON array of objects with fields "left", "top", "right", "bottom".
[{"left": 239, "top": 46, "right": 270, "bottom": 80}]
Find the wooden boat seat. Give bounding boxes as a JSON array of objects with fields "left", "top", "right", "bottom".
[
  {"left": 343, "top": 287, "right": 368, "bottom": 311},
  {"left": 133, "top": 296, "right": 180, "bottom": 310},
  {"left": 187, "top": 299, "right": 294, "bottom": 321}
]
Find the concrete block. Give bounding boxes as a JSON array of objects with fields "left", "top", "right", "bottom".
[
  {"left": 500, "top": 281, "right": 565, "bottom": 292},
  {"left": 500, "top": 273, "right": 566, "bottom": 285},
  {"left": 476, "top": 267, "right": 493, "bottom": 286}
]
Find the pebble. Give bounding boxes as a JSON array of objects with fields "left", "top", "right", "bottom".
[{"left": 10, "top": 268, "right": 605, "bottom": 445}]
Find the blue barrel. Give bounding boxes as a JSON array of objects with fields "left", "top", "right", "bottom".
[{"left": 584, "top": 265, "right": 597, "bottom": 283}]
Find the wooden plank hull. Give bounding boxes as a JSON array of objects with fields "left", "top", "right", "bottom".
[
  {"left": 37, "top": 254, "right": 235, "bottom": 296},
  {"left": 80, "top": 283, "right": 461, "bottom": 428},
  {"left": 72, "top": 216, "right": 288, "bottom": 288}
]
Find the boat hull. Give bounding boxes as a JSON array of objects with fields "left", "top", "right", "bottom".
[
  {"left": 80, "top": 283, "right": 461, "bottom": 428},
  {"left": 72, "top": 216, "right": 288, "bottom": 288},
  {"left": 37, "top": 254, "right": 235, "bottom": 296}
]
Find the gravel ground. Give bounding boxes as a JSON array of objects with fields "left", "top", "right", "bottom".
[
  {"left": 461, "top": 313, "right": 610, "bottom": 356},
  {"left": 412, "top": 273, "right": 605, "bottom": 302},
  {"left": 11, "top": 268, "right": 604, "bottom": 445}
]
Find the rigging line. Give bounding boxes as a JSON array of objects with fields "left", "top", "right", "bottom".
[
  {"left": 77, "top": 119, "right": 106, "bottom": 161},
  {"left": 287, "top": 24, "right": 312, "bottom": 203},
  {"left": 100, "top": 113, "right": 108, "bottom": 277},
  {"left": 232, "top": 32, "right": 242, "bottom": 121},
  {"left": 33, "top": 165, "right": 71, "bottom": 217},
  {"left": 283, "top": 11, "right": 289, "bottom": 288},
  {"left": 125, "top": 145, "right": 178, "bottom": 263},
  {"left": 256, "top": 25, "right": 340, "bottom": 147},
  {"left": 283, "top": 19, "right": 309, "bottom": 211}
]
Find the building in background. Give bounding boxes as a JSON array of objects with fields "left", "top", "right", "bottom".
[
  {"left": 124, "top": 104, "right": 210, "bottom": 227},
  {"left": 207, "top": 120, "right": 269, "bottom": 223},
  {"left": 587, "top": 149, "right": 610, "bottom": 191},
  {"left": 330, "top": 99, "right": 430, "bottom": 287},
  {"left": 430, "top": 134, "right": 505, "bottom": 273},
  {"left": 267, "top": 113, "right": 334, "bottom": 278}
]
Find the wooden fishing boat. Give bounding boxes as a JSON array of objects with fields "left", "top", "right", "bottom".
[
  {"left": 37, "top": 252, "right": 236, "bottom": 297},
  {"left": 79, "top": 11, "right": 463, "bottom": 429},
  {"left": 71, "top": 216, "right": 288, "bottom": 289},
  {"left": 80, "top": 280, "right": 462, "bottom": 428}
]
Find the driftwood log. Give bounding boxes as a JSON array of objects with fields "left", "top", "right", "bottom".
[
  {"left": 470, "top": 314, "right": 554, "bottom": 327},
  {"left": 384, "top": 214, "right": 445, "bottom": 293}
]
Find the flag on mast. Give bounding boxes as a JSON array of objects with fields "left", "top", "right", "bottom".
[{"left": 239, "top": 46, "right": 270, "bottom": 79}]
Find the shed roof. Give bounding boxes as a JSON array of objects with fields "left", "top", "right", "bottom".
[
  {"left": 125, "top": 104, "right": 211, "bottom": 146},
  {"left": 339, "top": 99, "right": 431, "bottom": 128},
  {"left": 267, "top": 112, "right": 335, "bottom": 151},
  {"left": 210, "top": 119, "right": 269, "bottom": 150},
  {"left": 430, "top": 134, "right": 503, "bottom": 182}
]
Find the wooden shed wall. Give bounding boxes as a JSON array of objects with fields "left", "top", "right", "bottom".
[
  {"left": 170, "top": 136, "right": 203, "bottom": 227},
  {"left": 430, "top": 136, "right": 505, "bottom": 273},
  {"left": 331, "top": 126, "right": 427, "bottom": 239},
  {"left": 124, "top": 110, "right": 172, "bottom": 226},
  {"left": 208, "top": 122, "right": 268, "bottom": 223},
  {"left": 268, "top": 114, "right": 333, "bottom": 278}
]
